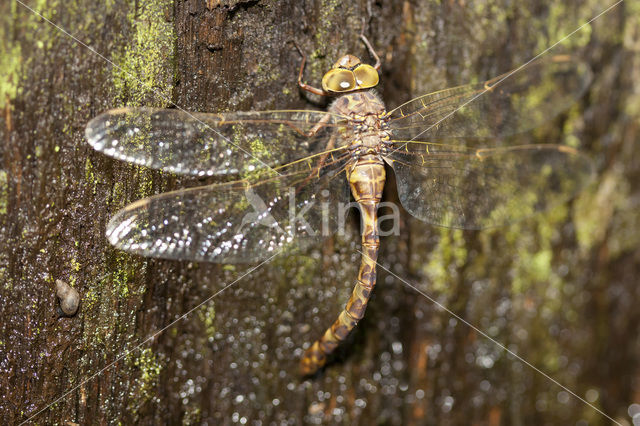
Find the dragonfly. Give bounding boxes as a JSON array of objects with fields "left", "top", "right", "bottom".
[{"left": 85, "top": 35, "right": 593, "bottom": 376}]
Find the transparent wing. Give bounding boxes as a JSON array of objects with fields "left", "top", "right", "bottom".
[
  {"left": 85, "top": 107, "right": 349, "bottom": 176},
  {"left": 388, "top": 55, "right": 592, "bottom": 140},
  {"left": 106, "top": 150, "right": 352, "bottom": 262},
  {"left": 384, "top": 142, "right": 594, "bottom": 229}
]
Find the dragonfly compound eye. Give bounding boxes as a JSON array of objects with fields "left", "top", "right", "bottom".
[
  {"left": 322, "top": 68, "right": 357, "bottom": 92},
  {"left": 353, "top": 64, "right": 379, "bottom": 88}
]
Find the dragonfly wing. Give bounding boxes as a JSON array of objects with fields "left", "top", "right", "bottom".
[
  {"left": 86, "top": 107, "right": 348, "bottom": 176},
  {"left": 384, "top": 142, "right": 594, "bottom": 229},
  {"left": 106, "top": 151, "right": 352, "bottom": 262},
  {"left": 387, "top": 55, "right": 592, "bottom": 140}
]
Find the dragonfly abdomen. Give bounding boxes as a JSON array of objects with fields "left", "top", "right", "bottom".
[{"left": 300, "top": 155, "right": 385, "bottom": 375}]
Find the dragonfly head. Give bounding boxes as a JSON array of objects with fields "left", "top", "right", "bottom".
[{"left": 321, "top": 54, "right": 379, "bottom": 93}]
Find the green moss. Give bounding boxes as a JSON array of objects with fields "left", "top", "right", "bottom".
[
  {"left": 241, "top": 135, "right": 273, "bottom": 178},
  {"left": 573, "top": 170, "right": 620, "bottom": 253},
  {"left": 471, "top": 1, "right": 509, "bottom": 22},
  {"left": 110, "top": 180, "right": 124, "bottom": 208},
  {"left": 183, "top": 406, "right": 202, "bottom": 424},
  {"left": 83, "top": 287, "right": 99, "bottom": 312},
  {"left": 71, "top": 255, "right": 81, "bottom": 273},
  {"left": 0, "top": 3, "right": 21, "bottom": 108},
  {"left": 0, "top": 267, "right": 8, "bottom": 291},
  {"left": 529, "top": 249, "right": 552, "bottom": 282},
  {"left": 1, "top": 0, "right": 67, "bottom": 108},
  {"left": 623, "top": 3, "right": 640, "bottom": 116},
  {"left": 198, "top": 303, "right": 217, "bottom": 340},
  {"left": 137, "top": 168, "right": 156, "bottom": 199},
  {"left": 293, "top": 255, "right": 319, "bottom": 285},
  {"left": 111, "top": 252, "right": 146, "bottom": 298},
  {"left": 67, "top": 253, "right": 82, "bottom": 287},
  {"left": 307, "top": 0, "right": 343, "bottom": 84},
  {"left": 136, "top": 348, "right": 162, "bottom": 387},
  {"left": 108, "top": 167, "right": 154, "bottom": 209},
  {"left": 0, "top": 169, "right": 7, "bottom": 215},
  {"left": 574, "top": 168, "right": 640, "bottom": 259},
  {"left": 268, "top": 250, "right": 318, "bottom": 288},
  {"left": 423, "top": 228, "right": 467, "bottom": 293},
  {"left": 81, "top": 252, "right": 146, "bottom": 358},
  {"left": 85, "top": 158, "right": 99, "bottom": 195},
  {"left": 506, "top": 202, "right": 570, "bottom": 303},
  {"left": 111, "top": 0, "right": 175, "bottom": 106},
  {"left": 538, "top": 2, "right": 593, "bottom": 53},
  {"left": 126, "top": 347, "right": 162, "bottom": 414}
]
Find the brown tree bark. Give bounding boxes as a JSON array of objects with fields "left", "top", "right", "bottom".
[{"left": 1, "top": 0, "right": 638, "bottom": 424}]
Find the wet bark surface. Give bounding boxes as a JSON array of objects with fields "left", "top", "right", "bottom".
[{"left": 1, "top": 0, "right": 639, "bottom": 424}]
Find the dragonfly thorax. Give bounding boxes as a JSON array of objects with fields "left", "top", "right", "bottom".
[
  {"left": 330, "top": 91, "right": 390, "bottom": 155},
  {"left": 329, "top": 90, "right": 387, "bottom": 117}
]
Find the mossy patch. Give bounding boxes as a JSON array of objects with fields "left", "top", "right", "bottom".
[
  {"left": 540, "top": 2, "right": 593, "bottom": 52},
  {"left": 0, "top": 3, "right": 21, "bottom": 109},
  {"left": 0, "top": 170, "right": 7, "bottom": 215},
  {"left": 573, "top": 170, "right": 620, "bottom": 253},
  {"left": 423, "top": 228, "right": 468, "bottom": 293},
  {"left": 198, "top": 303, "right": 217, "bottom": 340},
  {"left": 111, "top": 0, "right": 175, "bottom": 107},
  {"left": 126, "top": 347, "right": 162, "bottom": 414}
]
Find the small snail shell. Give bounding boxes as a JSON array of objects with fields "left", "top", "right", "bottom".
[{"left": 56, "top": 279, "right": 80, "bottom": 316}]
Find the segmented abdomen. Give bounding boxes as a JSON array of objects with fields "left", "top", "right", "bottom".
[{"left": 300, "top": 154, "right": 385, "bottom": 375}]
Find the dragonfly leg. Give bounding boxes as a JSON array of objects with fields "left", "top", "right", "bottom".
[
  {"left": 271, "top": 110, "right": 333, "bottom": 139},
  {"left": 359, "top": 20, "right": 381, "bottom": 71},
  {"left": 273, "top": 109, "right": 334, "bottom": 142},
  {"left": 305, "top": 111, "right": 332, "bottom": 137},
  {"left": 287, "top": 133, "right": 339, "bottom": 201},
  {"left": 292, "top": 41, "right": 328, "bottom": 97},
  {"left": 304, "top": 132, "right": 337, "bottom": 182}
]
